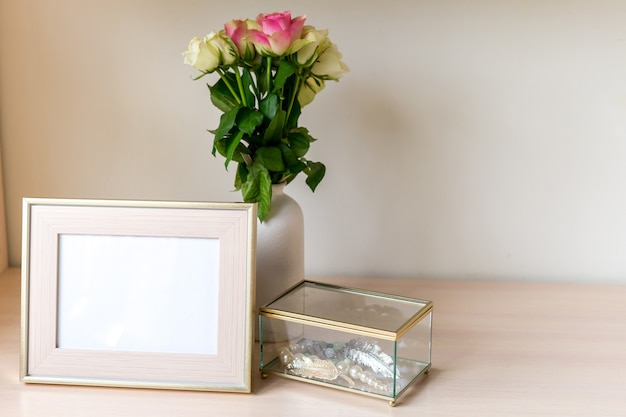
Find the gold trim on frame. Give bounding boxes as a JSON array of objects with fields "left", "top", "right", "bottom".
[{"left": 259, "top": 280, "right": 433, "bottom": 341}]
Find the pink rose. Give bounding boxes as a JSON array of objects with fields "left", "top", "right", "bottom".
[
  {"left": 249, "top": 11, "right": 306, "bottom": 56},
  {"left": 224, "top": 19, "right": 259, "bottom": 61}
]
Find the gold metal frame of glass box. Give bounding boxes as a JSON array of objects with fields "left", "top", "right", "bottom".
[
  {"left": 260, "top": 281, "right": 433, "bottom": 341},
  {"left": 259, "top": 280, "right": 433, "bottom": 406}
]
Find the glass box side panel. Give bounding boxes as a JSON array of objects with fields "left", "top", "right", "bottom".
[
  {"left": 266, "top": 282, "right": 429, "bottom": 333},
  {"left": 259, "top": 316, "right": 305, "bottom": 369},
  {"left": 260, "top": 316, "right": 414, "bottom": 399},
  {"left": 394, "top": 311, "right": 432, "bottom": 395}
]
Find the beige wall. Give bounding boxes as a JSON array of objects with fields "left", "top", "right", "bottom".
[{"left": 1, "top": 1, "right": 626, "bottom": 283}]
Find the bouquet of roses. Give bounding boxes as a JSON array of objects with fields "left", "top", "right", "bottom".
[{"left": 183, "top": 11, "right": 348, "bottom": 221}]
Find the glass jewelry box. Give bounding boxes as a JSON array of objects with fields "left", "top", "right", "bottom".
[{"left": 259, "top": 280, "right": 433, "bottom": 406}]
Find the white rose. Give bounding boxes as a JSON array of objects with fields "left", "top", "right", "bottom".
[
  {"left": 312, "top": 43, "right": 349, "bottom": 80},
  {"left": 298, "top": 77, "right": 325, "bottom": 107},
  {"left": 209, "top": 32, "right": 238, "bottom": 66},
  {"left": 295, "top": 26, "right": 329, "bottom": 67},
  {"left": 183, "top": 35, "right": 220, "bottom": 72}
]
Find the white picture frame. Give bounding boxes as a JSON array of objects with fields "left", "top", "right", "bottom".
[{"left": 20, "top": 198, "right": 256, "bottom": 392}]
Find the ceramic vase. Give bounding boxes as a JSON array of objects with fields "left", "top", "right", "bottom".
[{"left": 255, "top": 183, "right": 304, "bottom": 310}]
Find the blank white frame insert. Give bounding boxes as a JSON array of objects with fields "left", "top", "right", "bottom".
[{"left": 57, "top": 234, "right": 220, "bottom": 354}]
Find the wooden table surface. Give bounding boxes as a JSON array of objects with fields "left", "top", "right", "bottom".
[{"left": 2, "top": 267, "right": 625, "bottom": 416}]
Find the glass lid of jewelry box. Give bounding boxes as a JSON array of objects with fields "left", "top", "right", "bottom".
[{"left": 262, "top": 280, "right": 432, "bottom": 335}]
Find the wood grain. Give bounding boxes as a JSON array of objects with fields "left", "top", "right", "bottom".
[{"left": 2, "top": 268, "right": 626, "bottom": 416}]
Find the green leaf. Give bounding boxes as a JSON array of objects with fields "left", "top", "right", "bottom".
[
  {"left": 305, "top": 161, "right": 326, "bottom": 192},
  {"left": 286, "top": 91, "right": 301, "bottom": 129},
  {"left": 287, "top": 128, "right": 312, "bottom": 157},
  {"left": 224, "top": 130, "right": 245, "bottom": 168},
  {"left": 263, "top": 109, "right": 286, "bottom": 143},
  {"left": 260, "top": 93, "right": 279, "bottom": 120},
  {"left": 257, "top": 174, "right": 273, "bottom": 222},
  {"left": 213, "top": 136, "right": 246, "bottom": 163},
  {"left": 234, "top": 162, "right": 248, "bottom": 190},
  {"left": 278, "top": 143, "right": 298, "bottom": 167},
  {"left": 240, "top": 67, "right": 256, "bottom": 108},
  {"left": 236, "top": 108, "right": 263, "bottom": 135},
  {"left": 257, "top": 67, "right": 269, "bottom": 95},
  {"left": 211, "top": 135, "right": 217, "bottom": 157},
  {"left": 255, "top": 146, "right": 285, "bottom": 172},
  {"left": 245, "top": 133, "right": 265, "bottom": 146},
  {"left": 208, "top": 80, "right": 239, "bottom": 112},
  {"left": 212, "top": 107, "right": 239, "bottom": 141},
  {"left": 272, "top": 61, "right": 296, "bottom": 93},
  {"left": 241, "top": 162, "right": 272, "bottom": 221},
  {"left": 279, "top": 147, "right": 306, "bottom": 184},
  {"left": 289, "top": 160, "right": 307, "bottom": 175}
]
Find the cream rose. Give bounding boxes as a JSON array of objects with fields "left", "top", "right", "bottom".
[
  {"left": 183, "top": 35, "right": 219, "bottom": 72},
  {"left": 295, "top": 26, "right": 330, "bottom": 67},
  {"left": 312, "top": 43, "right": 349, "bottom": 80},
  {"left": 298, "top": 77, "right": 325, "bottom": 107},
  {"left": 183, "top": 32, "right": 236, "bottom": 72}
]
